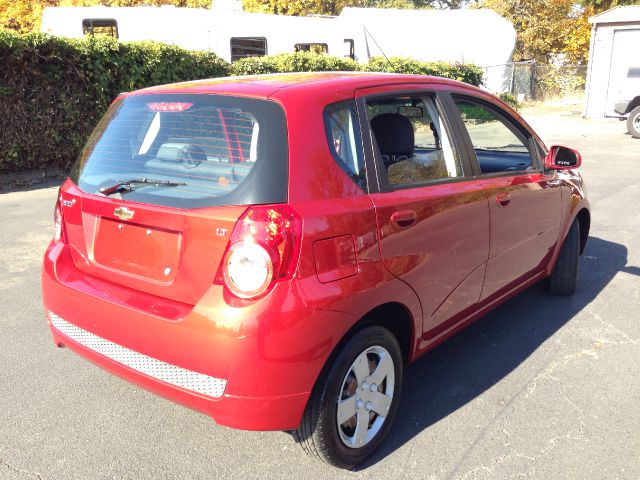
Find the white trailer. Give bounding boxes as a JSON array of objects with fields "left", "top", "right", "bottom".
[
  {"left": 337, "top": 7, "right": 516, "bottom": 92},
  {"left": 40, "top": 4, "right": 515, "bottom": 92},
  {"left": 41, "top": 5, "right": 347, "bottom": 60}
]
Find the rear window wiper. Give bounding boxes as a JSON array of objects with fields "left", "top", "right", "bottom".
[{"left": 99, "top": 178, "right": 187, "bottom": 196}]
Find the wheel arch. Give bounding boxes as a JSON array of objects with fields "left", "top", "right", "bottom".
[
  {"left": 627, "top": 97, "right": 640, "bottom": 114},
  {"left": 575, "top": 207, "right": 590, "bottom": 255},
  {"left": 311, "top": 302, "right": 416, "bottom": 393},
  {"left": 326, "top": 302, "right": 416, "bottom": 367},
  {"left": 355, "top": 302, "right": 415, "bottom": 363},
  {"left": 548, "top": 200, "right": 590, "bottom": 277}
]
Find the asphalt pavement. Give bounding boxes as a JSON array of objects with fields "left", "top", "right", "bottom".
[{"left": 0, "top": 112, "right": 638, "bottom": 479}]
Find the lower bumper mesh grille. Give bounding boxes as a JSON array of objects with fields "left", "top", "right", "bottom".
[{"left": 49, "top": 312, "right": 227, "bottom": 398}]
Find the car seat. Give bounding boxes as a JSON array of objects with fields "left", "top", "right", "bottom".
[{"left": 370, "top": 113, "right": 414, "bottom": 167}]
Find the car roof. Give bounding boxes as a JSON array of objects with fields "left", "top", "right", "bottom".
[{"left": 128, "top": 71, "right": 477, "bottom": 99}]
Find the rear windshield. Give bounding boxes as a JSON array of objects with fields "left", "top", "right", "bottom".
[{"left": 71, "top": 94, "right": 288, "bottom": 208}]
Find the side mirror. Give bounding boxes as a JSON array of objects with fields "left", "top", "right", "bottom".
[{"left": 545, "top": 145, "right": 581, "bottom": 170}]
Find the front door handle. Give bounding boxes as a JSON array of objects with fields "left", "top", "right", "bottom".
[
  {"left": 391, "top": 210, "right": 417, "bottom": 228},
  {"left": 496, "top": 192, "right": 511, "bottom": 207}
]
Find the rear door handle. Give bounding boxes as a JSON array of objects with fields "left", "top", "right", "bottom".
[
  {"left": 391, "top": 210, "right": 417, "bottom": 228},
  {"left": 496, "top": 192, "right": 511, "bottom": 207}
]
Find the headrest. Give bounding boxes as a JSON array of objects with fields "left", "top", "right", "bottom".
[
  {"left": 371, "top": 113, "right": 414, "bottom": 157},
  {"left": 156, "top": 143, "right": 207, "bottom": 163}
]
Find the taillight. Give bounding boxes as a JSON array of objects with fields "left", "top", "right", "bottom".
[
  {"left": 53, "top": 195, "right": 67, "bottom": 243},
  {"left": 216, "top": 205, "right": 302, "bottom": 300}
]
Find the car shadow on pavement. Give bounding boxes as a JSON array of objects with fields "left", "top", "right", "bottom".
[{"left": 360, "top": 236, "right": 639, "bottom": 469}]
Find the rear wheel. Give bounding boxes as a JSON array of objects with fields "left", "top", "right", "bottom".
[
  {"left": 627, "top": 106, "right": 640, "bottom": 139},
  {"left": 547, "top": 219, "right": 580, "bottom": 296},
  {"left": 294, "top": 326, "right": 403, "bottom": 469}
]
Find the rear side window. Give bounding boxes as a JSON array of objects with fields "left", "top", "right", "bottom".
[
  {"left": 628, "top": 67, "right": 640, "bottom": 78},
  {"left": 324, "top": 101, "right": 366, "bottom": 190},
  {"left": 453, "top": 98, "right": 532, "bottom": 174},
  {"left": 71, "top": 94, "right": 288, "bottom": 208},
  {"left": 367, "top": 95, "right": 462, "bottom": 188}
]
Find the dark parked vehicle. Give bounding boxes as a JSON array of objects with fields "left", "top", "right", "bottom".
[{"left": 614, "top": 66, "right": 640, "bottom": 138}]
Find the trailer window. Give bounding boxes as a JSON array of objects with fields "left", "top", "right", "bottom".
[
  {"left": 344, "top": 39, "right": 355, "bottom": 60},
  {"left": 294, "top": 43, "right": 328, "bottom": 54},
  {"left": 82, "top": 19, "right": 118, "bottom": 39},
  {"left": 231, "top": 37, "right": 267, "bottom": 62}
]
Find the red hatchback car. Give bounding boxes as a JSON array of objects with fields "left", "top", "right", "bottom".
[{"left": 42, "top": 72, "right": 590, "bottom": 468}]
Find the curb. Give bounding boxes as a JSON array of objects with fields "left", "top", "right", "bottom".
[{"left": 0, "top": 168, "right": 66, "bottom": 190}]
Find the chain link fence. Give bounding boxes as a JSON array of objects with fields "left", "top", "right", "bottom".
[{"left": 484, "top": 62, "right": 588, "bottom": 101}]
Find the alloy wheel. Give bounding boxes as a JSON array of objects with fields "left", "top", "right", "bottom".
[{"left": 336, "top": 345, "right": 395, "bottom": 448}]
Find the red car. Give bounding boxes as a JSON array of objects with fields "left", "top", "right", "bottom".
[{"left": 42, "top": 72, "right": 590, "bottom": 468}]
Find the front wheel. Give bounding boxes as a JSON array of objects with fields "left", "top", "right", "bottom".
[
  {"left": 547, "top": 219, "right": 580, "bottom": 296},
  {"left": 627, "top": 106, "right": 640, "bottom": 139},
  {"left": 294, "top": 326, "right": 403, "bottom": 469}
]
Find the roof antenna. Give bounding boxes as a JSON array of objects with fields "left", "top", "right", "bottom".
[{"left": 362, "top": 25, "right": 395, "bottom": 73}]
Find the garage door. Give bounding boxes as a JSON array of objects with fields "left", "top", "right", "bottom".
[{"left": 605, "top": 28, "right": 640, "bottom": 117}]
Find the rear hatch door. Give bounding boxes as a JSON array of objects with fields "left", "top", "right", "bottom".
[{"left": 60, "top": 93, "right": 288, "bottom": 305}]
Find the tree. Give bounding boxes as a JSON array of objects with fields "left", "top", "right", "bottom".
[
  {"left": 241, "top": 0, "right": 485, "bottom": 15},
  {"left": 580, "top": 0, "right": 640, "bottom": 13},
  {"left": 242, "top": 0, "right": 419, "bottom": 16},
  {"left": 0, "top": 0, "right": 51, "bottom": 33},
  {"left": 482, "top": 0, "right": 594, "bottom": 64},
  {"left": 564, "top": 4, "right": 594, "bottom": 64}
]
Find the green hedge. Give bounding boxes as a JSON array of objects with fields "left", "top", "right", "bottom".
[
  {"left": 361, "top": 56, "right": 484, "bottom": 86},
  {"left": 229, "top": 51, "right": 358, "bottom": 75},
  {"left": 0, "top": 31, "right": 229, "bottom": 174},
  {"left": 0, "top": 32, "right": 483, "bottom": 175},
  {"left": 499, "top": 92, "right": 521, "bottom": 110},
  {"left": 230, "top": 52, "right": 484, "bottom": 87}
]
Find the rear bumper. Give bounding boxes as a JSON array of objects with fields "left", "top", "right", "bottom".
[
  {"left": 47, "top": 310, "right": 308, "bottom": 430},
  {"left": 42, "top": 241, "right": 353, "bottom": 431},
  {"left": 49, "top": 311, "right": 227, "bottom": 397}
]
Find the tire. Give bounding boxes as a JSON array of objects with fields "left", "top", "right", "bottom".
[
  {"left": 627, "top": 106, "right": 640, "bottom": 139},
  {"left": 294, "top": 326, "right": 403, "bottom": 469},
  {"left": 547, "top": 219, "right": 580, "bottom": 296}
]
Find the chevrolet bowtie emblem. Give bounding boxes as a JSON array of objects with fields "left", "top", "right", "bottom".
[{"left": 114, "top": 206, "right": 134, "bottom": 221}]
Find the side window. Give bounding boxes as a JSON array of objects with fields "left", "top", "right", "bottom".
[
  {"left": 367, "top": 95, "right": 462, "bottom": 188},
  {"left": 324, "top": 101, "right": 366, "bottom": 190},
  {"left": 628, "top": 67, "right": 640, "bottom": 78},
  {"left": 294, "top": 43, "right": 328, "bottom": 54},
  {"left": 82, "top": 19, "right": 118, "bottom": 39},
  {"left": 230, "top": 37, "right": 267, "bottom": 62},
  {"left": 453, "top": 99, "right": 533, "bottom": 174}
]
